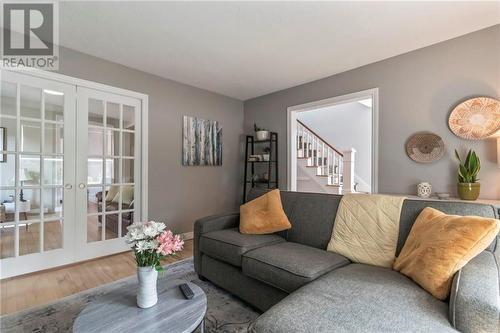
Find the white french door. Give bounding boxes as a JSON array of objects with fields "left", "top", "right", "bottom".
[
  {"left": 0, "top": 70, "right": 76, "bottom": 277},
  {"left": 75, "top": 87, "right": 141, "bottom": 261},
  {"left": 0, "top": 71, "right": 145, "bottom": 278}
]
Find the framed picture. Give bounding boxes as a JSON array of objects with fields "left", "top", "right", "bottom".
[
  {"left": 182, "top": 116, "right": 222, "bottom": 166},
  {"left": 0, "top": 127, "right": 5, "bottom": 163}
]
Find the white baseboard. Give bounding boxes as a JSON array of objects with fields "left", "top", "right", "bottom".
[{"left": 181, "top": 231, "right": 194, "bottom": 240}]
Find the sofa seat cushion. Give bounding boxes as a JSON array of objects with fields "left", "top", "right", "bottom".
[
  {"left": 199, "top": 228, "right": 285, "bottom": 267},
  {"left": 250, "top": 264, "right": 457, "bottom": 333},
  {"left": 242, "top": 242, "right": 349, "bottom": 293}
]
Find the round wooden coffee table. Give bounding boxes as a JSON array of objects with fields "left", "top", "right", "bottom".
[{"left": 74, "top": 279, "right": 207, "bottom": 333}]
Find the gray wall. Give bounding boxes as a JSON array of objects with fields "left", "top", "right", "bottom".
[
  {"left": 298, "top": 101, "right": 372, "bottom": 192},
  {"left": 245, "top": 25, "right": 500, "bottom": 199},
  {"left": 57, "top": 47, "right": 244, "bottom": 234}
]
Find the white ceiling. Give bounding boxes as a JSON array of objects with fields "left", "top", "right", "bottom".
[{"left": 57, "top": 1, "right": 500, "bottom": 100}]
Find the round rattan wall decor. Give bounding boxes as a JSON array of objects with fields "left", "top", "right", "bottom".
[
  {"left": 448, "top": 97, "right": 500, "bottom": 140},
  {"left": 405, "top": 132, "right": 445, "bottom": 163}
]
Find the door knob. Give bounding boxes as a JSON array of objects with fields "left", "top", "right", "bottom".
[
  {"left": 79, "top": 183, "right": 86, "bottom": 189},
  {"left": 64, "top": 184, "right": 73, "bottom": 189}
]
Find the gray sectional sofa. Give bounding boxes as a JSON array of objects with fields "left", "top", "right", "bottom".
[{"left": 194, "top": 190, "right": 500, "bottom": 333}]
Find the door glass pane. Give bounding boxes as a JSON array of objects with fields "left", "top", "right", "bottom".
[
  {"left": 44, "top": 220, "right": 62, "bottom": 251},
  {"left": 122, "top": 159, "right": 134, "bottom": 183},
  {"left": 122, "top": 132, "right": 134, "bottom": 157},
  {"left": 0, "top": 225, "right": 15, "bottom": 258},
  {"left": 105, "top": 130, "right": 120, "bottom": 156},
  {"left": 105, "top": 158, "right": 119, "bottom": 184},
  {"left": 19, "top": 223, "right": 40, "bottom": 255},
  {"left": 105, "top": 213, "right": 119, "bottom": 240},
  {"left": 1, "top": 81, "right": 17, "bottom": 116},
  {"left": 0, "top": 117, "right": 17, "bottom": 151},
  {"left": 43, "top": 157, "right": 63, "bottom": 186},
  {"left": 106, "top": 102, "right": 120, "bottom": 129},
  {"left": 20, "top": 188, "right": 40, "bottom": 221},
  {"left": 121, "top": 211, "right": 133, "bottom": 234},
  {"left": 87, "top": 186, "right": 102, "bottom": 214},
  {"left": 44, "top": 90, "right": 64, "bottom": 121},
  {"left": 0, "top": 154, "right": 15, "bottom": 186},
  {"left": 20, "top": 155, "right": 40, "bottom": 186},
  {"left": 120, "top": 185, "right": 134, "bottom": 209},
  {"left": 43, "top": 188, "right": 63, "bottom": 219},
  {"left": 87, "top": 215, "right": 102, "bottom": 243},
  {"left": 88, "top": 127, "right": 104, "bottom": 156},
  {"left": 88, "top": 99, "right": 104, "bottom": 126},
  {"left": 105, "top": 186, "right": 120, "bottom": 213},
  {"left": 123, "top": 105, "right": 135, "bottom": 130},
  {"left": 20, "top": 85, "right": 41, "bottom": 119},
  {"left": 87, "top": 158, "right": 103, "bottom": 185},
  {"left": 103, "top": 185, "right": 120, "bottom": 212},
  {"left": 20, "top": 120, "right": 41, "bottom": 152},
  {"left": 0, "top": 190, "right": 16, "bottom": 223},
  {"left": 44, "top": 123, "right": 64, "bottom": 154}
]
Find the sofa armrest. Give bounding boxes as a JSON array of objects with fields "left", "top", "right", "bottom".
[
  {"left": 449, "top": 251, "right": 499, "bottom": 333},
  {"left": 193, "top": 213, "right": 239, "bottom": 274}
]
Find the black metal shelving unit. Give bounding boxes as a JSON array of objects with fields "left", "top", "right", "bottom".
[{"left": 242, "top": 132, "right": 278, "bottom": 203}]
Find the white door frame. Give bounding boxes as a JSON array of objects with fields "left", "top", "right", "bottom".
[
  {"left": 286, "top": 88, "right": 379, "bottom": 193},
  {"left": 0, "top": 68, "right": 149, "bottom": 278}
]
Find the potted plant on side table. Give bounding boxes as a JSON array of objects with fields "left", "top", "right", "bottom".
[
  {"left": 125, "top": 221, "right": 184, "bottom": 308},
  {"left": 254, "top": 123, "right": 270, "bottom": 141},
  {"left": 455, "top": 149, "right": 481, "bottom": 201}
]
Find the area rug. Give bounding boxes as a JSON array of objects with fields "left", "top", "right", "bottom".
[{"left": 0, "top": 258, "right": 260, "bottom": 333}]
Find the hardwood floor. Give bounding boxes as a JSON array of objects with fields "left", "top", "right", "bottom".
[
  {"left": 0, "top": 239, "right": 193, "bottom": 315},
  {"left": 1, "top": 215, "right": 118, "bottom": 259}
]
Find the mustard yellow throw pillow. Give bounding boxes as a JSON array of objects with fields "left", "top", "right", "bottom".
[
  {"left": 240, "top": 189, "right": 291, "bottom": 235},
  {"left": 393, "top": 207, "right": 499, "bottom": 300}
]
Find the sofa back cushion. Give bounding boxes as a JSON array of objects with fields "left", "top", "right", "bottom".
[
  {"left": 246, "top": 189, "right": 498, "bottom": 251},
  {"left": 248, "top": 189, "right": 341, "bottom": 249}
]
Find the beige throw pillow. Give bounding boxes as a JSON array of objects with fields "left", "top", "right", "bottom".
[{"left": 327, "top": 194, "right": 406, "bottom": 267}]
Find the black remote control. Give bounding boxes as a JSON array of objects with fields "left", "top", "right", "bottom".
[{"left": 179, "top": 283, "right": 194, "bottom": 299}]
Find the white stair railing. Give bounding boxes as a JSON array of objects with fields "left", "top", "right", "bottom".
[{"left": 296, "top": 120, "right": 344, "bottom": 187}]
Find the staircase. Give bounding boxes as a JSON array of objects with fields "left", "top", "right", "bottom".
[{"left": 296, "top": 120, "right": 355, "bottom": 195}]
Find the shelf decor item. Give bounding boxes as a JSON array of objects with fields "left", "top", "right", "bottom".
[
  {"left": 243, "top": 132, "right": 278, "bottom": 202},
  {"left": 448, "top": 97, "right": 500, "bottom": 140},
  {"left": 455, "top": 149, "right": 481, "bottom": 200},
  {"left": 182, "top": 115, "right": 222, "bottom": 166},
  {"left": 405, "top": 132, "right": 445, "bottom": 163},
  {"left": 417, "top": 182, "right": 432, "bottom": 198},
  {"left": 254, "top": 123, "right": 271, "bottom": 141},
  {"left": 262, "top": 147, "right": 271, "bottom": 161},
  {"left": 125, "top": 221, "right": 184, "bottom": 308}
]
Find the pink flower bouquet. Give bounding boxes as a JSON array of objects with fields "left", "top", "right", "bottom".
[{"left": 125, "top": 221, "right": 184, "bottom": 271}]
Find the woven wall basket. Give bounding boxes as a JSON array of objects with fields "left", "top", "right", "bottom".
[
  {"left": 448, "top": 97, "right": 500, "bottom": 140},
  {"left": 405, "top": 132, "right": 445, "bottom": 163}
]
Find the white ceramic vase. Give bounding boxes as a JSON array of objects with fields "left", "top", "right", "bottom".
[
  {"left": 137, "top": 267, "right": 158, "bottom": 308},
  {"left": 417, "top": 182, "right": 432, "bottom": 198}
]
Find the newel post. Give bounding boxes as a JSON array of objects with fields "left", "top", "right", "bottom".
[{"left": 342, "top": 148, "right": 356, "bottom": 194}]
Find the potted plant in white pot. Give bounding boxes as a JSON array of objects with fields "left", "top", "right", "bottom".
[
  {"left": 254, "top": 123, "right": 270, "bottom": 141},
  {"left": 125, "top": 221, "right": 184, "bottom": 308},
  {"left": 262, "top": 147, "right": 271, "bottom": 161},
  {"left": 455, "top": 149, "right": 481, "bottom": 200}
]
